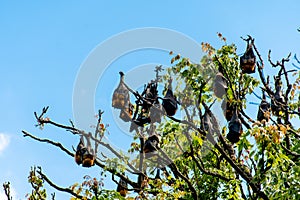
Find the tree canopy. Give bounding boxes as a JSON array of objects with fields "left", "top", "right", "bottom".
[{"left": 3, "top": 33, "right": 300, "bottom": 200}]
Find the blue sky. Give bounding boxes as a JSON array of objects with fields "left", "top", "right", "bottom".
[{"left": 0, "top": 1, "right": 299, "bottom": 199}]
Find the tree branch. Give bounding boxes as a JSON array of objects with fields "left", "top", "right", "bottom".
[
  {"left": 252, "top": 43, "right": 274, "bottom": 96},
  {"left": 281, "top": 144, "right": 300, "bottom": 158},
  {"left": 158, "top": 149, "right": 199, "bottom": 199},
  {"left": 22, "top": 130, "right": 140, "bottom": 190},
  {"left": 2, "top": 182, "right": 12, "bottom": 200},
  {"left": 202, "top": 126, "right": 269, "bottom": 200},
  {"left": 214, "top": 55, "right": 238, "bottom": 100},
  {"left": 30, "top": 107, "right": 147, "bottom": 177},
  {"left": 22, "top": 130, "right": 74, "bottom": 157},
  {"left": 36, "top": 167, "right": 86, "bottom": 200}
]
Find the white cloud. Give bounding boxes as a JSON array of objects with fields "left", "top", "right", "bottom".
[{"left": 0, "top": 133, "right": 10, "bottom": 155}]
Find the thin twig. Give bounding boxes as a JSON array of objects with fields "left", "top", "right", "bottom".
[
  {"left": 252, "top": 43, "right": 274, "bottom": 96},
  {"left": 22, "top": 130, "right": 73, "bottom": 157},
  {"left": 3, "top": 182, "right": 12, "bottom": 200}
]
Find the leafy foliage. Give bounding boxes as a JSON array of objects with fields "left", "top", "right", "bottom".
[{"left": 3, "top": 33, "right": 300, "bottom": 200}]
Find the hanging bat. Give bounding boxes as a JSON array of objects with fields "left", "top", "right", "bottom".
[
  {"left": 145, "top": 82, "right": 158, "bottom": 103},
  {"left": 117, "top": 175, "right": 128, "bottom": 197},
  {"left": 131, "top": 82, "right": 159, "bottom": 127},
  {"left": 119, "top": 102, "right": 134, "bottom": 122},
  {"left": 144, "top": 82, "right": 161, "bottom": 124},
  {"left": 240, "top": 41, "right": 256, "bottom": 74},
  {"left": 143, "top": 134, "right": 160, "bottom": 154},
  {"left": 202, "top": 106, "right": 220, "bottom": 137},
  {"left": 149, "top": 102, "right": 163, "bottom": 123},
  {"left": 112, "top": 72, "right": 130, "bottom": 109},
  {"left": 257, "top": 91, "right": 271, "bottom": 122},
  {"left": 213, "top": 72, "right": 228, "bottom": 98},
  {"left": 134, "top": 116, "right": 151, "bottom": 126},
  {"left": 82, "top": 134, "right": 95, "bottom": 168},
  {"left": 271, "top": 77, "right": 285, "bottom": 116},
  {"left": 140, "top": 82, "right": 159, "bottom": 113},
  {"left": 162, "top": 78, "right": 178, "bottom": 116},
  {"left": 227, "top": 107, "right": 243, "bottom": 143},
  {"left": 75, "top": 135, "right": 86, "bottom": 165},
  {"left": 221, "top": 100, "right": 234, "bottom": 121}
]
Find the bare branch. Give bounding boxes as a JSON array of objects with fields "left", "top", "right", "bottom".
[
  {"left": 268, "top": 50, "right": 291, "bottom": 68},
  {"left": 252, "top": 43, "right": 274, "bottom": 96},
  {"left": 241, "top": 35, "right": 254, "bottom": 43},
  {"left": 29, "top": 107, "right": 145, "bottom": 177},
  {"left": 22, "top": 130, "right": 74, "bottom": 157},
  {"left": 51, "top": 193, "right": 56, "bottom": 200},
  {"left": 240, "top": 107, "right": 256, "bottom": 125},
  {"left": 37, "top": 118, "right": 79, "bottom": 133},
  {"left": 239, "top": 110, "right": 253, "bottom": 129},
  {"left": 3, "top": 182, "right": 12, "bottom": 200},
  {"left": 36, "top": 167, "right": 86, "bottom": 200},
  {"left": 22, "top": 130, "right": 139, "bottom": 190}
]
